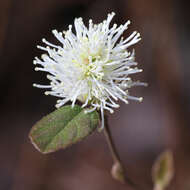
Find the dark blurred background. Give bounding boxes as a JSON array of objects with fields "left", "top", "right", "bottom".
[{"left": 0, "top": 0, "right": 190, "bottom": 189}]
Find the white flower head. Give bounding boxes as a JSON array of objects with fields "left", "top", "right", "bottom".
[{"left": 33, "top": 12, "right": 147, "bottom": 130}]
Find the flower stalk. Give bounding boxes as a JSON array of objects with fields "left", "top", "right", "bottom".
[
  {"left": 104, "top": 115, "right": 137, "bottom": 187},
  {"left": 104, "top": 115, "right": 121, "bottom": 164}
]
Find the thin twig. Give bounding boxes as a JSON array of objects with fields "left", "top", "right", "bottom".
[
  {"left": 104, "top": 115, "right": 121, "bottom": 163},
  {"left": 103, "top": 114, "right": 140, "bottom": 189}
]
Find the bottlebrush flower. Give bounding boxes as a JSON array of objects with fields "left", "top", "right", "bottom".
[{"left": 33, "top": 12, "right": 146, "bottom": 130}]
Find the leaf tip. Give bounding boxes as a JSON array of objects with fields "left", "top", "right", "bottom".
[
  {"left": 29, "top": 133, "right": 43, "bottom": 153},
  {"left": 152, "top": 149, "right": 174, "bottom": 190}
]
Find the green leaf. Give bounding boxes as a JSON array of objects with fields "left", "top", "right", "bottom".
[
  {"left": 29, "top": 105, "right": 100, "bottom": 154},
  {"left": 152, "top": 150, "right": 174, "bottom": 190}
]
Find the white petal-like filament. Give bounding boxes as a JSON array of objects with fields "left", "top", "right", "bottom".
[{"left": 33, "top": 12, "right": 145, "bottom": 130}]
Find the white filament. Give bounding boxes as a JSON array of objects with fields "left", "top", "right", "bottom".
[{"left": 33, "top": 12, "right": 146, "bottom": 130}]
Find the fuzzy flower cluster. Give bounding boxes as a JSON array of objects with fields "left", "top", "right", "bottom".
[{"left": 33, "top": 12, "right": 146, "bottom": 130}]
